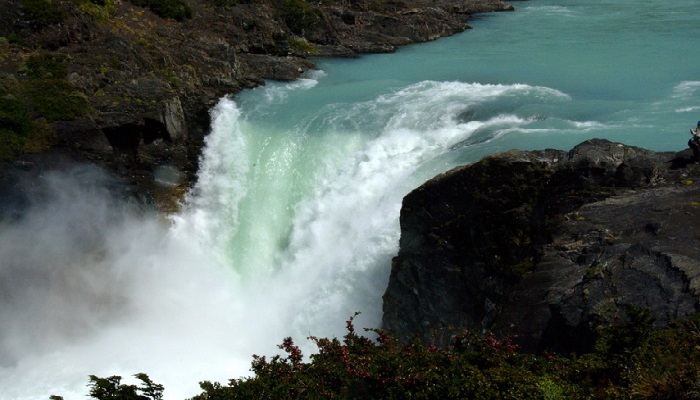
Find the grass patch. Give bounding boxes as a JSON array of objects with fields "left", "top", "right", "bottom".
[
  {"left": 289, "top": 37, "right": 319, "bottom": 54},
  {"left": 74, "top": 0, "right": 117, "bottom": 21}
]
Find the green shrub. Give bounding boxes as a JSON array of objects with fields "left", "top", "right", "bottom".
[
  {"left": 0, "top": 95, "right": 31, "bottom": 134},
  {"left": 23, "top": 54, "right": 91, "bottom": 121},
  {"left": 74, "top": 0, "right": 117, "bottom": 21},
  {"left": 25, "top": 79, "right": 91, "bottom": 121},
  {"left": 88, "top": 373, "right": 164, "bottom": 400},
  {"left": 7, "top": 34, "right": 24, "bottom": 45},
  {"left": 0, "top": 127, "right": 27, "bottom": 159},
  {"left": 626, "top": 315, "right": 700, "bottom": 399},
  {"left": 24, "top": 53, "right": 69, "bottom": 79},
  {"left": 0, "top": 37, "right": 9, "bottom": 63},
  {"left": 276, "top": 0, "right": 322, "bottom": 36},
  {"left": 191, "top": 314, "right": 549, "bottom": 400},
  {"left": 20, "top": 0, "right": 65, "bottom": 28},
  {"left": 0, "top": 95, "right": 54, "bottom": 158},
  {"left": 51, "top": 374, "right": 164, "bottom": 400},
  {"left": 52, "top": 311, "right": 700, "bottom": 400},
  {"left": 0, "top": 53, "right": 90, "bottom": 159},
  {"left": 127, "top": 0, "right": 193, "bottom": 21},
  {"left": 0, "top": 75, "right": 25, "bottom": 159},
  {"left": 289, "top": 37, "right": 319, "bottom": 55}
]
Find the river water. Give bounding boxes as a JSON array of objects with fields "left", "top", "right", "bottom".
[{"left": 1, "top": 0, "right": 698, "bottom": 398}]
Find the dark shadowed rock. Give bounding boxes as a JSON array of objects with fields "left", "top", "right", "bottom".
[{"left": 382, "top": 139, "right": 700, "bottom": 353}]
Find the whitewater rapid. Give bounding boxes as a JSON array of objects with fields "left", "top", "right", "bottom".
[{"left": 0, "top": 77, "right": 574, "bottom": 399}]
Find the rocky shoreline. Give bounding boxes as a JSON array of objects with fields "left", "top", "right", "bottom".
[{"left": 0, "top": 0, "right": 513, "bottom": 212}]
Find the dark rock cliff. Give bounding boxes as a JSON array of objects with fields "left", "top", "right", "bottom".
[
  {"left": 382, "top": 139, "right": 700, "bottom": 354},
  {"left": 0, "top": 0, "right": 513, "bottom": 211}
]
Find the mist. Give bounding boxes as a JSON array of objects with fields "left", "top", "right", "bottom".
[
  {"left": 0, "top": 164, "right": 274, "bottom": 399},
  {"left": 0, "top": 134, "right": 389, "bottom": 400},
  {"left": 0, "top": 78, "right": 504, "bottom": 398}
]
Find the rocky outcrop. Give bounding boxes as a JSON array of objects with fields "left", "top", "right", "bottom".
[
  {"left": 0, "top": 0, "right": 513, "bottom": 211},
  {"left": 382, "top": 139, "right": 700, "bottom": 354}
]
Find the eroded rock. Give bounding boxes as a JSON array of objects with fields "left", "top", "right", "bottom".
[{"left": 382, "top": 139, "right": 700, "bottom": 353}]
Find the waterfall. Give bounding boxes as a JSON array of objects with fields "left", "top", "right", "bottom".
[{"left": 0, "top": 78, "right": 595, "bottom": 399}]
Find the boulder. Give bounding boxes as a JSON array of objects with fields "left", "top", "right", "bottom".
[{"left": 382, "top": 139, "right": 700, "bottom": 353}]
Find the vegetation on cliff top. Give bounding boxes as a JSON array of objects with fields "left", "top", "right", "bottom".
[
  {"left": 0, "top": 0, "right": 350, "bottom": 163},
  {"left": 0, "top": 53, "right": 91, "bottom": 158},
  {"left": 53, "top": 309, "right": 700, "bottom": 400}
]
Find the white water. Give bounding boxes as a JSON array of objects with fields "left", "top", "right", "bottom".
[
  {"left": 2, "top": 0, "right": 699, "bottom": 398},
  {"left": 0, "top": 78, "right": 548, "bottom": 399}
]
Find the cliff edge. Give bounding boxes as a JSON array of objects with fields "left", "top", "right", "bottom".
[
  {"left": 0, "top": 0, "right": 512, "bottom": 211},
  {"left": 382, "top": 139, "right": 700, "bottom": 354}
]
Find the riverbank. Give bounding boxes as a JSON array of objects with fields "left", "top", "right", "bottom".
[{"left": 0, "top": 0, "right": 513, "bottom": 212}]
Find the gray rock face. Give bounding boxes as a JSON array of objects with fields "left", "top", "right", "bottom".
[{"left": 382, "top": 139, "right": 700, "bottom": 353}]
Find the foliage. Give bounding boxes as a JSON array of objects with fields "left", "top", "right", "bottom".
[
  {"left": 57, "top": 310, "right": 700, "bottom": 400},
  {"left": 275, "top": 0, "right": 323, "bottom": 36},
  {"left": 23, "top": 54, "right": 92, "bottom": 122},
  {"left": 0, "top": 37, "right": 9, "bottom": 63},
  {"left": 127, "top": 0, "right": 193, "bottom": 21},
  {"left": 24, "top": 53, "right": 69, "bottom": 79},
  {"left": 86, "top": 374, "right": 164, "bottom": 400},
  {"left": 288, "top": 38, "right": 319, "bottom": 55},
  {"left": 51, "top": 374, "right": 164, "bottom": 400},
  {"left": 626, "top": 315, "right": 700, "bottom": 399},
  {"left": 75, "top": 0, "right": 118, "bottom": 21},
  {"left": 0, "top": 93, "right": 54, "bottom": 158},
  {"left": 0, "top": 53, "right": 91, "bottom": 159},
  {"left": 0, "top": 74, "right": 27, "bottom": 158},
  {"left": 191, "top": 313, "right": 574, "bottom": 400},
  {"left": 20, "top": 0, "right": 65, "bottom": 29}
]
